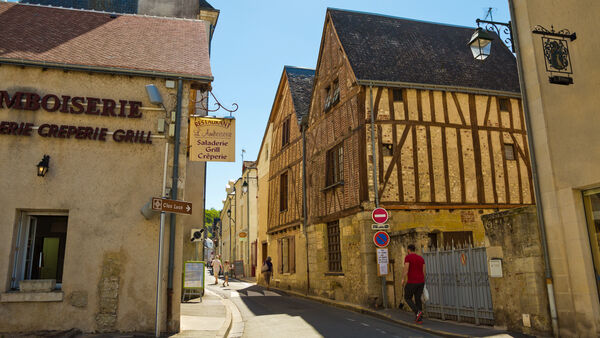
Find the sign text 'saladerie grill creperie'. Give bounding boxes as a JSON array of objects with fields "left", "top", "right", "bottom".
[{"left": 189, "top": 116, "right": 235, "bottom": 162}]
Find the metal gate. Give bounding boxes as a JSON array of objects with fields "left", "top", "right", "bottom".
[{"left": 423, "top": 245, "right": 494, "bottom": 325}]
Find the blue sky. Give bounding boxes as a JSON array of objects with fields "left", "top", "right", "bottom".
[
  {"left": 207, "top": 0, "right": 511, "bottom": 210},
  {"left": 7, "top": 0, "right": 512, "bottom": 211}
]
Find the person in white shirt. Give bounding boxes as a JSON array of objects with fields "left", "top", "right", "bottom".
[{"left": 211, "top": 256, "right": 222, "bottom": 285}]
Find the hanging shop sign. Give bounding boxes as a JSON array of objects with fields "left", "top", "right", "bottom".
[
  {"left": 0, "top": 90, "right": 154, "bottom": 144},
  {"left": 189, "top": 116, "right": 235, "bottom": 162},
  {"left": 532, "top": 25, "right": 577, "bottom": 85}
]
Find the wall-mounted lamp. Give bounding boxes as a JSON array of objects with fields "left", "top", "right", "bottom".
[
  {"left": 241, "top": 180, "right": 249, "bottom": 193},
  {"left": 37, "top": 155, "right": 50, "bottom": 177},
  {"left": 227, "top": 209, "right": 231, "bottom": 217}
]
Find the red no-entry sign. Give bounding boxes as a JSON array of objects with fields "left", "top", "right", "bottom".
[
  {"left": 373, "top": 231, "right": 390, "bottom": 248},
  {"left": 372, "top": 207, "right": 389, "bottom": 224}
]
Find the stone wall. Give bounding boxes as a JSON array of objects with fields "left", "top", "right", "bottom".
[{"left": 482, "top": 206, "right": 551, "bottom": 336}]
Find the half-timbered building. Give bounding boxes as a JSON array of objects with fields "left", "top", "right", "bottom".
[
  {"left": 264, "top": 66, "right": 315, "bottom": 290},
  {"left": 303, "top": 9, "right": 531, "bottom": 307}
]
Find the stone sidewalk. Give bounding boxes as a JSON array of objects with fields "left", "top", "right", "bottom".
[{"left": 170, "top": 288, "right": 231, "bottom": 338}]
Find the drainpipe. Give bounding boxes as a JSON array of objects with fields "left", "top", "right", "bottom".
[
  {"left": 166, "top": 78, "right": 183, "bottom": 329},
  {"left": 508, "top": 1, "right": 559, "bottom": 335},
  {"left": 369, "top": 84, "right": 386, "bottom": 308},
  {"left": 302, "top": 121, "right": 310, "bottom": 294}
]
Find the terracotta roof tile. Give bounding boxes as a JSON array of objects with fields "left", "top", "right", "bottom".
[{"left": 0, "top": 3, "right": 212, "bottom": 79}]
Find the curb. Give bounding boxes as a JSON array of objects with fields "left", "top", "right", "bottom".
[
  {"left": 205, "top": 289, "right": 233, "bottom": 338},
  {"left": 269, "top": 287, "right": 470, "bottom": 338}
]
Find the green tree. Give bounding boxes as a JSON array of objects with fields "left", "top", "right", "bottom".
[{"left": 204, "top": 208, "right": 221, "bottom": 238}]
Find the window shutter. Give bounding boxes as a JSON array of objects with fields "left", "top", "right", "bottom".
[
  {"left": 290, "top": 236, "right": 296, "bottom": 274},
  {"left": 277, "top": 239, "right": 283, "bottom": 274}
]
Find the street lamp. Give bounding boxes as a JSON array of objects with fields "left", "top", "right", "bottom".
[
  {"left": 37, "top": 155, "right": 50, "bottom": 177},
  {"left": 468, "top": 27, "right": 494, "bottom": 60}
]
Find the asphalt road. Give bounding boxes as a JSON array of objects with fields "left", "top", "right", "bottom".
[{"left": 206, "top": 277, "right": 439, "bottom": 338}]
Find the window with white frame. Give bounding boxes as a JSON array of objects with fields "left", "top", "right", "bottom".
[{"left": 11, "top": 213, "right": 68, "bottom": 290}]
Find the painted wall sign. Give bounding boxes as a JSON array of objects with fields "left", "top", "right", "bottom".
[
  {"left": 0, "top": 90, "right": 154, "bottom": 145},
  {"left": 0, "top": 90, "right": 144, "bottom": 118},
  {"left": 189, "top": 117, "right": 235, "bottom": 162}
]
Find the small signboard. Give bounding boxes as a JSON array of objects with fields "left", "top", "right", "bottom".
[
  {"left": 372, "top": 207, "right": 389, "bottom": 224},
  {"left": 377, "top": 248, "right": 389, "bottom": 276},
  {"left": 183, "top": 261, "right": 205, "bottom": 289},
  {"left": 489, "top": 259, "right": 503, "bottom": 278},
  {"left": 377, "top": 248, "right": 389, "bottom": 264},
  {"left": 460, "top": 253, "right": 467, "bottom": 266},
  {"left": 189, "top": 116, "right": 235, "bottom": 162},
  {"left": 233, "top": 260, "right": 245, "bottom": 278},
  {"left": 371, "top": 223, "right": 390, "bottom": 230},
  {"left": 152, "top": 197, "right": 192, "bottom": 215},
  {"left": 373, "top": 231, "right": 390, "bottom": 248}
]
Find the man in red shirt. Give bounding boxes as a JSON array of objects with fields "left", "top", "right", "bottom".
[{"left": 402, "top": 244, "right": 426, "bottom": 324}]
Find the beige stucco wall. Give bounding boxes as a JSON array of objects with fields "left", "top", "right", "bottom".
[
  {"left": 256, "top": 124, "right": 272, "bottom": 284},
  {"left": 512, "top": 0, "right": 600, "bottom": 336},
  {"left": 0, "top": 65, "right": 198, "bottom": 334},
  {"left": 238, "top": 167, "right": 258, "bottom": 277}
]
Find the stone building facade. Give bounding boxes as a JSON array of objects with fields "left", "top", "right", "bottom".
[
  {"left": 0, "top": 3, "right": 213, "bottom": 334},
  {"left": 510, "top": 0, "right": 600, "bottom": 335},
  {"left": 292, "top": 8, "right": 532, "bottom": 309}
]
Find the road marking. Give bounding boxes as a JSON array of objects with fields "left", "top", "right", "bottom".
[
  {"left": 345, "top": 318, "right": 355, "bottom": 321},
  {"left": 246, "top": 291, "right": 263, "bottom": 297},
  {"left": 360, "top": 323, "right": 369, "bottom": 327},
  {"left": 230, "top": 291, "right": 240, "bottom": 298}
]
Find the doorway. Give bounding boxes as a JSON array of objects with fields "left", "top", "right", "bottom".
[{"left": 262, "top": 241, "right": 268, "bottom": 265}]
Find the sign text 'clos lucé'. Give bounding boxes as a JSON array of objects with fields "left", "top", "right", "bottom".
[{"left": 0, "top": 90, "right": 154, "bottom": 145}]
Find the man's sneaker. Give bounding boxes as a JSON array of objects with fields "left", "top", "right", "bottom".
[{"left": 415, "top": 311, "right": 423, "bottom": 324}]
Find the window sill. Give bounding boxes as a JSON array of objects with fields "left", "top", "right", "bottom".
[
  {"left": 322, "top": 181, "right": 344, "bottom": 192},
  {"left": 1, "top": 290, "right": 64, "bottom": 303},
  {"left": 324, "top": 272, "right": 344, "bottom": 276}
]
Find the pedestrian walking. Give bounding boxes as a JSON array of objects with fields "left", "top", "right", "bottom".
[
  {"left": 223, "top": 260, "right": 230, "bottom": 286},
  {"left": 211, "top": 255, "right": 222, "bottom": 285},
  {"left": 262, "top": 256, "right": 273, "bottom": 290},
  {"left": 402, "top": 244, "right": 426, "bottom": 324}
]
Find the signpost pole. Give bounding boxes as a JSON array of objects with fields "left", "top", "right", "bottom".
[{"left": 155, "top": 210, "right": 166, "bottom": 337}]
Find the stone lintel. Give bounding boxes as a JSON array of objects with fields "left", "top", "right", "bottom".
[{"left": 0, "top": 291, "right": 64, "bottom": 303}]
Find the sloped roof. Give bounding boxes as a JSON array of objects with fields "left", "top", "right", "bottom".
[
  {"left": 20, "top": 0, "right": 138, "bottom": 13},
  {"left": 284, "top": 66, "right": 315, "bottom": 124},
  {"left": 0, "top": 3, "right": 212, "bottom": 80},
  {"left": 328, "top": 8, "right": 520, "bottom": 94},
  {"left": 198, "top": 0, "right": 215, "bottom": 10}
]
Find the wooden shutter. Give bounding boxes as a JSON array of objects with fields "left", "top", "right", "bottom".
[
  {"left": 289, "top": 236, "right": 295, "bottom": 274},
  {"left": 277, "top": 239, "right": 283, "bottom": 273}
]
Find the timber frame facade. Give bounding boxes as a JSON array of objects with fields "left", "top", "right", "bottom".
[
  {"left": 264, "top": 67, "right": 314, "bottom": 289},
  {"left": 256, "top": 8, "right": 532, "bottom": 308}
]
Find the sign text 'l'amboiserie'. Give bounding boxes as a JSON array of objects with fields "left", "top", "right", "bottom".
[{"left": 0, "top": 90, "right": 154, "bottom": 144}]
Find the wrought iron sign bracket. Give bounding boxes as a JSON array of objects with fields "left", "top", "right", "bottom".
[
  {"left": 476, "top": 18, "right": 514, "bottom": 52},
  {"left": 532, "top": 25, "right": 576, "bottom": 86}
]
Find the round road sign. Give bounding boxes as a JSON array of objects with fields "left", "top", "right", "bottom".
[
  {"left": 373, "top": 231, "right": 390, "bottom": 248},
  {"left": 372, "top": 207, "right": 389, "bottom": 224}
]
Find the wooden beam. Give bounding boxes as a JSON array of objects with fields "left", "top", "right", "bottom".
[
  {"left": 483, "top": 96, "right": 492, "bottom": 127},
  {"left": 429, "top": 91, "right": 436, "bottom": 123},
  {"left": 457, "top": 127, "right": 466, "bottom": 203},
  {"left": 451, "top": 92, "right": 467, "bottom": 126},
  {"left": 469, "top": 94, "right": 485, "bottom": 203},
  {"left": 518, "top": 99, "right": 534, "bottom": 203},
  {"left": 497, "top": 99, "right": 510, "bottom": 203},
  {"left": 426, "top": 125, "right": 435, "bottom": 202},
  {"left": 378, "top": 125, "right": 411, "bottom": 198},
  {"left": 487, "top": 130, "right": 498, "bottom": 204},
  {"left": 412, "top": 124, "right": 420, "bottom": 202},
  {"left": 442, "top": 126, "right": 451, "bottom": 203}
]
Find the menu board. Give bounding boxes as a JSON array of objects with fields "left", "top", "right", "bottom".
[{"left": 184, "top": 261, "right": 205, "bottom": 289}]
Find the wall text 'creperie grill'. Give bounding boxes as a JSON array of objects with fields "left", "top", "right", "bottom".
[{"left": 0, "top": 90, "right": 154, "bottom": 144}]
